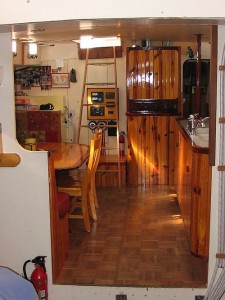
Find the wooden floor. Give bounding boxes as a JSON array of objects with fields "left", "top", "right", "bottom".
[{"left": 56, "top": 185, "right": 208, "bottom": 288}]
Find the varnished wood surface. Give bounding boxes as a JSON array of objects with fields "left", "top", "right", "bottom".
[
  {"left": 176, "top": 124, "right": 211, "bottom": 257},
  {"left": 48, "top": 155, "right": 69, "bottom": 282},
  {"left": 177, "top": 131, "right": 192, "bottom": 243},
  {"left": 37, "top": 142, "right": 89, "bottom": 170},
  {"left": 56, "top": 185, "right": 208, "bottom": 287},
  {"left": 127, "top": 115, "right": 170, "bottom": 185},
  {"left": 0, "top": 153, "right": 21, "bottom": 167},
  {"left": 191, "top": 152, "right": 211, "bottom": 257},
  {"left": 209, "top": 25, "right": 217, "bottom": 166},
  {"left": 127, "top": 47, "right": 180, "bottom": 101}
]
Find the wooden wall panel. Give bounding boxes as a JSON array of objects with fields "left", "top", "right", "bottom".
[
  {"left": 127, "top": 116, "right": 139, "bottom": 185},
  {"left": 127, "top": 116, "right": 169, "bottom": 185}
]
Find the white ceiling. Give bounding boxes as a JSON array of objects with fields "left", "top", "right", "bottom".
[{"left": 7, "top": 18, "right": 218, "bottom": 46}]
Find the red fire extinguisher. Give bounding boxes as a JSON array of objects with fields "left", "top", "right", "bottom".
[
  {"left": 119, "top": 131, "right": 126, "bottom": 156},
  {"left": 23, "top": 256, "right": 48, "bottom": 300}
]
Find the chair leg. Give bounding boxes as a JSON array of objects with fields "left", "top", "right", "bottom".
[
  {"left": 89, "top": 190, "right": 97, "bottom": 222},
  {"left": 92, "top": 178, "right": 98, "bottom": 208},
  {"left": 81, "top": 193, "right": 91, "bottom": 232}
]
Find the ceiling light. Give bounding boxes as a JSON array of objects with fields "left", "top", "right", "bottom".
[
  {"left": 27, "top": 43, "right": 38, "bottom": 58},
  {"left": 80, "top": 36, "right": 121, "bottom": 49},
  {"left": 12, "top": 40, "right": 17, "bottom": 57}
]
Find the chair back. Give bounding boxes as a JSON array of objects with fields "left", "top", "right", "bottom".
[
  {"left": 84, "top": 134, "right": 102, "bottom": 192},
  {"left": 92, "top": 129, "right": 102, "bottom": 172}
]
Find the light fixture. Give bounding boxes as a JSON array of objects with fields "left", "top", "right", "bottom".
[
  {"left": 80, "top": 36, "right": 121, "bottom": 49},
  {"left": 27, "top": 43, "right": 38, "bottom": 58},
  {"left": 12, "top": 40, "right": 17, "bottom": 57}
]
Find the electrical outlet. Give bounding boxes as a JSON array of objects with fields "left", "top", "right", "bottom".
[{"left": 195, "top": 296, "right": 204, "bottom": 300}]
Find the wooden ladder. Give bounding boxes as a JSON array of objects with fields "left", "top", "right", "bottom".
[{"left": 76, "top": 47, "right": 121, "bottom": 188}]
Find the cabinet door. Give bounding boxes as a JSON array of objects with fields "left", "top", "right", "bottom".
[
  {"left": 177, "top": 133, "right": 192, "bottom": 242},
  {"left": 127, "top": 115, "right": 169, "bottom": 185},
  {"left": 191, "top": 153, "right": 211, "bottom": 257},
  {"left": 127, "top": 48, "right": 180, "bottom": 101},
  {"left": 168, "top": 117, "right": 179, "bottom": 186}
]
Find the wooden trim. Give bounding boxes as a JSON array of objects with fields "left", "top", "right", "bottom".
[
  {"left": 0, "top": 153, "right": 21, "bottom": 167},
  {"left": 218, "top": 166, "right": 225, "bottom": 171},
  {"left": 216, "top": 253, "right": 225, "bottom": 258},
  {"left": 196, "top": 34, "right": 202, "bottom": 115},
  {"left": 209, "top": 25, "right": 218, "bottom": 166},
  {"left": 219, "top": 117, "right": 225, "bottom": 123},
  {"left": 78, "top": 46, "right": 122, "bottom": 60}
]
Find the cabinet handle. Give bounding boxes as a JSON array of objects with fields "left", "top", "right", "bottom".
[{"left": 186, "top": 166, "right": 190, "bottom": 172}]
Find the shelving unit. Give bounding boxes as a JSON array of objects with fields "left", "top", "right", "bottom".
[{"left": 77, "top": 47, "right": 122, "bottom": 188}]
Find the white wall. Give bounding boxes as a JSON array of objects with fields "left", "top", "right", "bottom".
[{"left": 0, "top": 0, "right": 225, "bottom": 23}]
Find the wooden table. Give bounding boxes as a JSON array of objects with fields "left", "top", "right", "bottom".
[{"left": 37, "top": 142, "right": 89, "bottom": 170}]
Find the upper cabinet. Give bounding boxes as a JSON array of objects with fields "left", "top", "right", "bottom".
[{"left": 126, "top": 47, "right": 181, "bottom": 115}]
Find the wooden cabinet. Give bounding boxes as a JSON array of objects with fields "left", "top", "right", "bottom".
[
  {"left": 177, "top": 132, "right": 193, "bottom": 243},
  {"left": 127, "top": 115, "right": 170, "bottom": 185},
  {"left": 176, "top": 123, "right": 211, "bottom": 257},
  {"left": 126, "top": 47, "right": 181, "bottom": 115},
  {"left": 191, "top": 152, "right": 211, "bottom": 257}
]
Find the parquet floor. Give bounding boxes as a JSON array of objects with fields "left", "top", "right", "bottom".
[{"left": 56, "top": 185, "right": 208, "bottom": 287}]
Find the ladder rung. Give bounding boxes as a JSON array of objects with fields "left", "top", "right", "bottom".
[
  {"left": 87, "top": 62, "right": 115, "bottom": 66},
  {"left": 82, "top": 103, "right": 118, "bottom": 107},
  {"left": 101, "top": 147, "right": 118, "bottom": 150},
  {"left": 96, "top": 169, "right": 120, "bottom": 173},
  {"left": 84, "top": 82, "right": 116, "bottom": 86},
  {"left": 80, "top": 124, "right": 118, "bottom": 129}
]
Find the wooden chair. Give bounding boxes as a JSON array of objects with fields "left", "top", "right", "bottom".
[
  {"left": 91, "top": 129, "right": 102, "bottom": 208},
  {"left": 56, "top": 133, "right": 102, "bottom": 232}
]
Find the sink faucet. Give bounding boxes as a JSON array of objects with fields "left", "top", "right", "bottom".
[
  {"left": 188, "top": 114, "right": 199, "bottom": 135},
  {"left": 195, "top": 116, "right": 209, "bottom": 129},
  {"left": 187, "top": 115, "right": 209, "bottom": 135}
]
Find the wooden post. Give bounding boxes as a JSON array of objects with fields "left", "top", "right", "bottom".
[{"left": 196, "top": 34, "right": 202, "bottom": 115}]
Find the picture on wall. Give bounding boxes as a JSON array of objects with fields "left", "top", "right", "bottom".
[{"left": 51, "top": 73, "right": 70, "bottom": 88}]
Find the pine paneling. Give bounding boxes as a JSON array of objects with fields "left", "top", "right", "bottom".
[
  {"left": 127, "top": 116, "right": 169, "bottom": 185},
  {"left": 127, "top": 48, "right": 180, "bottom": 101}
]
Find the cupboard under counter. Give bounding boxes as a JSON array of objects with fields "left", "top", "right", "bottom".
[{"left": 175, "top": 119, "right": 211, "bottom": 258}]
